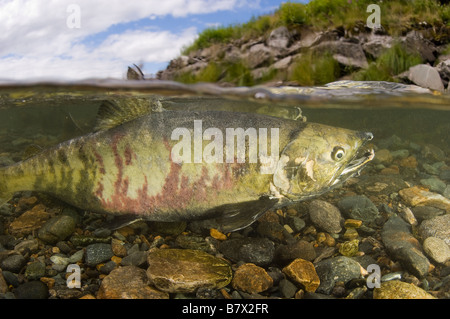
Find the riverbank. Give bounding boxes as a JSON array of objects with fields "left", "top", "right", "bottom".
[{"left": 155, "top": 1, "right": 450, "bottom": 91}]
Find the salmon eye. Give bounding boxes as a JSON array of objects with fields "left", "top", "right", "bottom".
[{"left": 332, "top": 146, "right": 345, "bottom": 161}]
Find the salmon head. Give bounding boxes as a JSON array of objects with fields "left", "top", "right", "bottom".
[{"left": 271, "top": 122, "right": 374, "bottom": 201}]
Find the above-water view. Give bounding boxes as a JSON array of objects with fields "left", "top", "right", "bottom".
[{"left": 0, "top": 0, "right": 449, "bottom": 304}]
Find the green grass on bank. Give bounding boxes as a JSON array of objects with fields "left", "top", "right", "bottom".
[
  {"left": 353, "top": 43, "right": 423, "bottom": 81},
  {"left": 174, "top": 60, "right": 255, "bottom": 86},
  {"left": 289, "top": 52, "right": 341, "bottom": 86},
  {"left": 182, "top": 0, "right": 450, "bottom": 55}
]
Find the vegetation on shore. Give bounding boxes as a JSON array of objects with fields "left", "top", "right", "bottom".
[
  {"left": 182, "top": 0, "right": 449, "bottom": 55},
  {"left": 173, "top": 0, "right": 450, "bottom": 86}
]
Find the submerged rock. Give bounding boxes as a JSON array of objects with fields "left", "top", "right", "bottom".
[
  {"left": 373, "top": 280, "right": 435, "bottom": 299},
  {"left": 231, "top": 263, "right": 273, "bottom": 294},
  {"left": 356, "top": 175, "right": 409, "bottom": 196},
  {"left": 38, "top": 214, "right": 77, "bottom": 244},
  {"left": 146, "top": 249, "right": 232, "bottom": 293},
  {"left": 282, "top": 258, "right": 320, "bottom": 293},
  {"left": 24, "top": 261, "right": 46, "bottom": 280},
  {"left": 399, "top": 186, "right": 450, "bottom": 212},
  {"left": 85, "top": 243, "right": 114, "bottom": 267},
  {"left": 274, "top": 240, "right": 316, "bottom": 265},
  {"left": 218, "top": 237, "right": 275, "bottom": 267},
  {"left": 0, "top": 254, "right": 26, "bottom": 273},
  {"left": 337, "top": 195, "right": 380, "bottom": 224},
  {"left": 381, "top": 216, "right": 431, "bottom": 278},
  {"left": 419, "top": 214, "right": 450, "bottom": 246},
  {"left": 411, "top": 206, "right": 445, "bottom": 221},
  {"left": 8, "top": 204, "right": 50, "bottom": 237},
  {"left": 13, "top": 281, "right": 49, "bottom": 299},
  {"left": 420, "top": 177, "right": 447, "bottom": 194},
  {"left": 97, "top": 266, "right": 169, "bottom": 299},
  {"left": 423, "top": 237, "right": 450, "bottom": 264},
  {"left": 308, "top": 200, "right": 343, "bottom": 233},
  {"left": 315, "top": 256, "right": 361, "bottom": 295}
]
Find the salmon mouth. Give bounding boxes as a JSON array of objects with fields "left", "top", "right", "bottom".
[{"left": 333, "top": 148, "right": 375, "bottom": 186}]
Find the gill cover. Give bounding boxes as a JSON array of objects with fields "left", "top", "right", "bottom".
[{"left": 273, "top": 133, "right": 317, "bottom": 199}]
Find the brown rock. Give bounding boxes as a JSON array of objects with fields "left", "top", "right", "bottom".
[
  {"left": 380, "top": 165, "right": 400, "bottom": 175},
  {"left": 231, "top": 263, "right": 273, "bottom": 294},
  {"left": 399, "top": 186, "right": 450, "bottom": 212},
  {"left": 111, "top": 238, "right": 127, "bottom": 257},
  {"left": 97, "top": 266, "right": 169, "bottom": 299},
  {"left": 399, "top": 156, "right": 418, "bottom": 168},
  {"left": 282, "top": 258, "right": 320, "bottom": 292},
  {"left": 373, "top": 280, "right": 435, "bottom": 299},
  {"left": 8, "top": 204, "right": 50, "bottom": 236}
]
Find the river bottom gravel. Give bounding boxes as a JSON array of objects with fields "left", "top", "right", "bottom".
[{"left": 0, "top": 133, "right": 449, "bottom": 300}]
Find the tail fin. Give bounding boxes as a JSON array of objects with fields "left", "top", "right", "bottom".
[{"left": 0, "top": 166, "right": 14, "bottom": 207}]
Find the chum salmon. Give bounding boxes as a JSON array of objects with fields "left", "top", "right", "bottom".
[{"left": 0, "top": 100, "right": 374, "bottom": 231}]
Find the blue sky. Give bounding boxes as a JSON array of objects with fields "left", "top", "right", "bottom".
[{"left": 0, "top": 0, "right": 308, "bottom": 80}]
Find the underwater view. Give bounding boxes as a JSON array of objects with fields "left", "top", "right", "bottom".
[{"left": 0, "top": 80, "right": 449, "bottom": 301}]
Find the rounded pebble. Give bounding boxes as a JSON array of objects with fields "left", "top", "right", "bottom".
[
  {"left": 231, "top": 263, "right": 273, "bottom": 294},
  {"left": 308, "top": 200, "right": 343, "bottom": 233},
  {"left": 423, "top": 237, "right": 450, "bottom": 264},
  {"left": 0, "top": 254, "right": 26, "bottom": 273},
  {"left": 38, "top": 215, "right": 77, "bottom": 244},
  {"left": 419, "top": 214, "right": 450, "bottom": 246},
  {"left": 85, "top": 243, "right": 114, "bottom": 267},
  {"left": 219, "top": 237, "right": 275, "bottom": 266}
]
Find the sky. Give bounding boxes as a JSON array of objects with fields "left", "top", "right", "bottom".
[{"left": 0, "top": 0, "right": 308, "bottom": 81}]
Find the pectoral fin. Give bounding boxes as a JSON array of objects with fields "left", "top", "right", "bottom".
[{"left": 190, "top": 197, "right": 279, "bottom": 233}]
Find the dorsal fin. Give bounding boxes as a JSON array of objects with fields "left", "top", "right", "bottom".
[{"left": 94, "top": 98, "right": 157, "bottom": 131}]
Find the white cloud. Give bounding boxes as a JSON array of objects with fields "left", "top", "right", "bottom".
[
  {"left": 0, "top": 27, "right": 198, "bottom": 80},
  {"left": 0, "top": 0, "right": 240, "bottom": 80}
]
